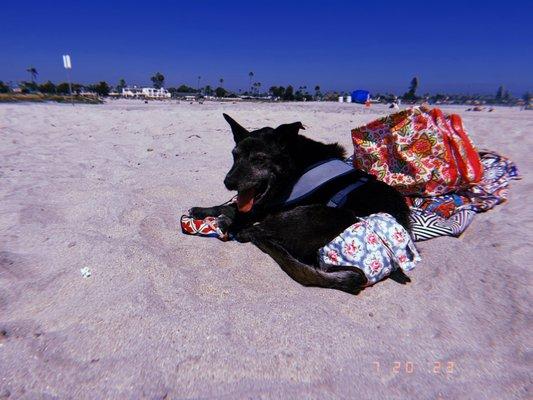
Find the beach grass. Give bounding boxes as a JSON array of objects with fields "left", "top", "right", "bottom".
[{"left": 0, "top": 93, "right": 102, "bottom": 104}]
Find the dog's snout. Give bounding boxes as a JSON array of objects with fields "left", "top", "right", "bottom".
[{"left": 224, "top": 174, "right": 238, "bottom": 191}]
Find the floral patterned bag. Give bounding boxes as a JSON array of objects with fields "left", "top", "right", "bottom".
[
  {"left": 351, "top": 107, "right": 483, "bottom": 196},
  {"left": 318, "top": 213, "right": 421, "bottom": 286}
]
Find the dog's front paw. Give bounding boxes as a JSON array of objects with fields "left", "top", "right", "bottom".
[
  {"left": 189, "top": 207, "right": 211, "bottom": 219},
  {"left": 216, "top": 214, "right": 233, "bottom": 232}
]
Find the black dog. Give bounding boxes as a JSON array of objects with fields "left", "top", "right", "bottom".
[{"left": 190, "top": 114, "right": 411, "bottom": 293}]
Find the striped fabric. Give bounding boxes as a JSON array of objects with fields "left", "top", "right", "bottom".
[
  {"left": 409, "top": 150, "right": 520, "bottom": 241},
  {"left": 409, "top": 208, "right": 477, "bottom": 241}
]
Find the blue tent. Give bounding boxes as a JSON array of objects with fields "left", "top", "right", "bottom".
[{"left": 351, "top": 90, "right": 370, "bottom": 104}]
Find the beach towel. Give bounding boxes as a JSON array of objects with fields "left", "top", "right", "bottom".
[
  {"left": 318, "top": 213, "right": 421, "bottom": 286},
  {"left": 351, "top": 107, "right": 483, "bottom": 196},
  {"left": 407, "top": 150, "right": 520, "bottom": 241}
]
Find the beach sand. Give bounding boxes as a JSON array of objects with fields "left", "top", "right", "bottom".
[{"left": 0, "top": 100, "right": 531, "bottom": 399}]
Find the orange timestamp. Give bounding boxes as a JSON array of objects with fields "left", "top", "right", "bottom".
[{"left": 372, "top": 361, "right": 456, "bottom": 374}]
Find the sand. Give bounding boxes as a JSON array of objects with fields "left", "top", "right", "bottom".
[{"left": 0, "top": 100, "right": 531, "bottom": 399}]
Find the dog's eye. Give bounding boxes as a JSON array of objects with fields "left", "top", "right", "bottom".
[{"left": 251, "top": 154, "right": 268, "bottom": 162}]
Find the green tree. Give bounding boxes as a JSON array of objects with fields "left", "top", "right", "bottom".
[
  {"left": 89, "top": 81, "right": 110, "bottom": 96},
  {"left": 250, "top": 82, "right": 262, "bottom": 95},
  {"left": 219, "top": 78, "right": 224, "bottom": 86},
  {"left": 204, "top": 85, "right": 213, "bottom": 96},
  {"left": 116, "top": 78, "right": 126, "bottom": 93},
  {"left": 314, "top": 85, "right": 321, "bottom": 99},
  {"left": 403, "top": 76, "right": 419, "bottom": 101},
  {"left": 269, "top": 86, "right": 286, "bottom": 98},
  {"left": 0, "top": 81, "right": 10, "bottom": 93},
  {"left": 496, "top": 85, "right": 505, "bottom": 102},
  {"left": 20, "top": 81, "right": 38, "bottom": 93},
  {"left": 409, "top": 77, "right": 418, "bottom": 94},
  {"left": 248, "top": 71, "right": 254, "bottom": 92},
  {"left": 150, "top": 72, "right": 165, "bottom": 89},
  {"left": 283, "top": 85, "right": 294, "bottom": 101},
  {"left": 26, "top": 66, "right": 38, "bottom": 83},
  {"left": 72, "top": 83, "right": 83, "bottom": 94},
  {"left": 56, "top": 82, "right": 70, "bottom": 94},
  {"left": 177, "top": 84, "right": 196, "bottom": 93},
  {"left": 522, "top": 92, "right": 532, "bottom": 103},
  {"left": 38, "top": 80, "right": 56, "bottom": 94},
  {"left": 503, "top": 89, "right": 510, "bottom": 101},
  {"left": 215, "top": 87, "right": 227, "bottom": 97}
]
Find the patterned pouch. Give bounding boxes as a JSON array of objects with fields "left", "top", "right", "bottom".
[{"left": 318, "top": 213, "right": 421, "bottom": 286}]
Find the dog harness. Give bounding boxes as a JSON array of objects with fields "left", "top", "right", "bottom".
[
  {"left": 318, "top": 213, "right": 421, "bottom": 286},
  {"left": 277, "top": 159, "right": 373, "bottom": 209}
]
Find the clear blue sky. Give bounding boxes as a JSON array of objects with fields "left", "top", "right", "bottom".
[{"left": 1, "top": 0, "right": 531, "bottom": 95}]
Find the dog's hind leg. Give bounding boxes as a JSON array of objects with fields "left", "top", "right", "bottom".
[{"left": 253, "top": 238, "right": 365, "bottom": 294}]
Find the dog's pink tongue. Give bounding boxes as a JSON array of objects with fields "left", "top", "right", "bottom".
[{"left": 237, "top": 188, "right": 255, "bottom": 213}]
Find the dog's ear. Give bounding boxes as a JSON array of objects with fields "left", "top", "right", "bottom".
[
  {"left": 274, "top": 122, "right": 305, "bottom": 142},
  {"left": 223, "top": 113, "right": 249, "bottom": 143}
]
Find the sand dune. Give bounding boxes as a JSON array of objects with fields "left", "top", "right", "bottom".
[{"left": 0, "top": 100, "right": 531, "bottom": 399}]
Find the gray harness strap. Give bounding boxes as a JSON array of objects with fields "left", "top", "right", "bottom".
[
  {"left": 327, "top": 177, "right": 369, "bottom": 208},
  {"left": 280, "top": 159, "right": 371, "bottom": 208}
]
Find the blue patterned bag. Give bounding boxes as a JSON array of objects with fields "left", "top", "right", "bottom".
[{"left": 318, "top": 213, "right": 421, "bottom": 286}]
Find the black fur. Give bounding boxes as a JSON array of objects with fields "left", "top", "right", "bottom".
[{"left": 190, "top": 114, "right": 411, "bottom": 293}]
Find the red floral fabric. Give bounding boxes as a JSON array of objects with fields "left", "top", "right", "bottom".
[{"left": 351, "top": 107, "right": 483, "bottom": 196}]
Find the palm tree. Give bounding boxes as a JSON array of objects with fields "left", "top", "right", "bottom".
[
  {"left": 26, "top": 67, "right": 38, "bottom": 83},
  {"left": 314, "top": 85, "right": 321, "bottom": 100},
  {"left": 219, "top": 78, "right": 224, "bottom": 86},
  {"left": 248, "top": 71, "right": 254, "bottom": 92},
  {"left": 150, "top": 72, "right": 165, "bottom": 89},
  {"left": 197, "top": 76, "right": 201, "bottom": 92},
  {"left": 117, "top": 78, "right": 126, "bottom": 93}
]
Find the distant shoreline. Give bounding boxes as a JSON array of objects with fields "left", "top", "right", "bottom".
[{"left": 1, "top": 94, "right": 530, "bottom": 108}]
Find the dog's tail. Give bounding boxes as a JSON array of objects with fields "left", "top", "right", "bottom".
[{"left": 253, "top": 238, "right": 365, "bottom": 294}]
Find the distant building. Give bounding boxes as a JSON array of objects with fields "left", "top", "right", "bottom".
[
  {"left": 172, "top": 92, "right": 200, "bottom": 100},
  {"left": 142, "top": 87, "right": 171, "bottom": 98},
  {"left": 121, "top": 86, "right": 170, "bottom": 99}
]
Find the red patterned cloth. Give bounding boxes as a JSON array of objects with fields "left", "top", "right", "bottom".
[
  {"left": 351, "top": 107, "right": 483, "bottom": 196},
  {"left": 180, "top": 215, "right": 229, "bottom": 241}
]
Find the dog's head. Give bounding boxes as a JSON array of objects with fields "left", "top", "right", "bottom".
[{"left": 222, "top": 113, "right": 304, "bottom": 212}]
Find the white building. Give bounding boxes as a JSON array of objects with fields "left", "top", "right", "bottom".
[
  {"left": 121, "top": 86, "right": 171, "bottom": 99},
  {"left": 141, "top": 87, "right": 171, "bottom": 98}
]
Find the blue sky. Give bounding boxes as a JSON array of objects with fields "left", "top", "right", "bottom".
[{"left": 1, "top": 0, "right": 531, "bottom": 95}]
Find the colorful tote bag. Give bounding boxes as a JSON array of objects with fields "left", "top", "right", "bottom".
[{"left": 351, "top": 107, "right": 483, "bottom": 196}]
